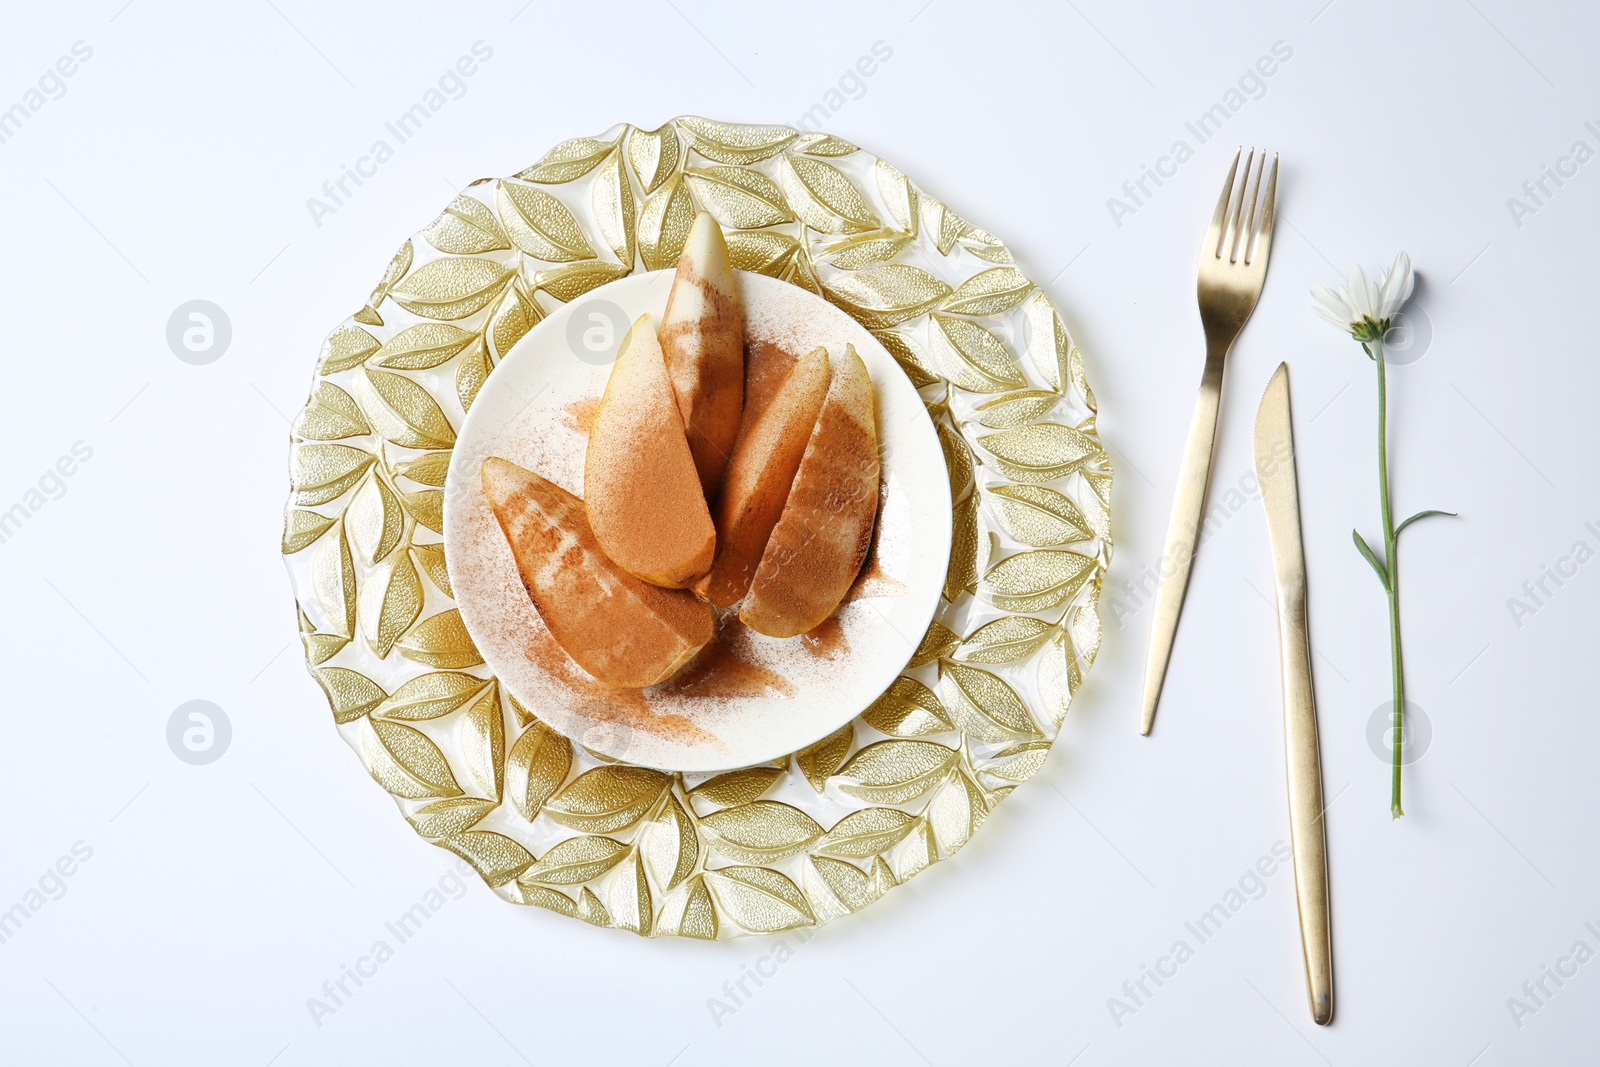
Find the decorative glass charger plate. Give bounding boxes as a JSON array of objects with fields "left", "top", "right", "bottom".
[{"left": 281, "top": 117, "right": 1113, "bottom": 939}]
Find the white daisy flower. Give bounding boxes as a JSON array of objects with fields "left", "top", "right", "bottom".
[{"left": 1311, "top": 252, "right": 1414, "bottom": 343}]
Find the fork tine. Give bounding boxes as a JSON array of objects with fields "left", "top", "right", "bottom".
[
  {"left": 1206, "top": 148, "right": 1241, "bottom": 258},
  {"left": 1232, "top": 150, "right": 1263, "bottom": 264},
  {"left": 1247, "top": 153, "right": 1278, "bottom": 267},
  {"left": 1225, "top": 148, "right": 1255, "bottom": 263}
]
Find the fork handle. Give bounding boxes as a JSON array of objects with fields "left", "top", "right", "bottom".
[{"left": 1138, "top": 346, "right": 1227, "bottom": 735}]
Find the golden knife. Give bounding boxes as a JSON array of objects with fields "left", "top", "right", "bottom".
[{"left": 1253, "top": 362, "right": 1333, "bottom": 1026}]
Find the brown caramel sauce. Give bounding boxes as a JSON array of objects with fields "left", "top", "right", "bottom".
[
  {"left": 666, "top": 619, "right": 794, "bottom": 699},
  {"left": 846, "top": 481, "right": 907, "bottom": 601},
  {"left": 802, "top": 616, "right": 848, "bottom": 659},
  {"left": 524, "top": 627, "right": 718, "bottom": 746},
  {"left": 562, "top": 396, "right": 601, "bottom": 434}
]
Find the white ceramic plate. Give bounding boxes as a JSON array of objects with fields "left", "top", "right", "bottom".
[{"left": 443, "top": 270, "right": 951, "bottom": 772}]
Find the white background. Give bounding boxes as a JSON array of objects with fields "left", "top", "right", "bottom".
[{"left": 2, "top": 1, "right": 1596, "bottom": 1064}]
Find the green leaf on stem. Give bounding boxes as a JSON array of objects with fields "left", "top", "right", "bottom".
[
  {"left": 1352, "top": 530, "right": 1389, "bottom": 588},
  {"left": 1395, "top": 509, "right": 1457, "bottom": 537}
]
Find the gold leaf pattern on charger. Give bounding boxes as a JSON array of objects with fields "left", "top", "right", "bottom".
[
  {"left": 816, "top": 807, "right": 917, "bottom": 858},
  {"left": 423, "top": 195, "right": 510, "bottom": 255},
  {"left": 409, "top": 796, "right": 496, "bottom": 839},
  {"left": 372, "top": 323, "right": 478, "bottom": 370},
  {"left": 794, "top": 132, "right": 859, "bottom": 157},
  {"left": 645, "top": 792, "right": 698, "bottom": 892},
  {"left": 346, "top": 474, "right": 402, "bottom": 565},
  {"left": 409, "top": 543, "right": 454, "bottom": 601},
  {"left": 576, "top": 886, "right": 611, "bottom": 927},
  {"left": 1024, "top": 290, "right": 1073, "bottom": 390},
  {"left": 937, "top": 660, "right": 1041, "bottom": 743},
  {"left": 389, "top": 257, "right": 511, "bottom": 321},
  {"left": 822, "top": 228, "right": 912, "bottom": 270},
  {"left": 942, "top": 267, "right": 1034, "bottom": 316},
  {"left": 487, "top": 278, "right": 543, "bottom": 360},
  {"left": 397, "top": 609, "right": 482, "bottom": 669},
  {"left": 294, "top": 381, "right": 369, "bottom": 441},
  {"left": 320, "top": 324, "right": 381, "bottom": 374},
  {"left": 441, "top": 830, "right": 533, "bottom": 887},
  {"left": 980, "top": 548, "right": 1097, "bottom": 613},
  {"left": 937, "top": 420, "right": 975, "bottom": 503},
  {"left": 375, "top": 671, "right": 489, "bottom": 721},
  {"left": 724, "top": 229, "right": 800, "bottom": 277},
  {"left": 516, "top": 135, "right": 617, "bottom": 184},
  {"left": 394, "top": 451, "right": 451, "bottom": 488},
  {"left": 282, "top": 118, "right": 1112, "bottom": 938},
  {"left": 592, "top": 150, "right": 636, "bottom": 266},
  {"left": 977, "top": 422, "right": 1100, "bottom": 482},
  {"left": 907, "top": 619, "right": 961, "bottom": 668},
  {"left": 974, "top": 389, "right": 1059, "bottom": 430},
  {"left": 364, "top": 718, "right": 461, "bottom": 799},
  {"left": 823, "top": 264, "right": 951, "bottom": 330},
  {"left": 358, "top": 550, "right": 422, "bottom": 659},
  {"left": 837, "top": 740, "right": 959, "bottom": 805},
  {"left": 873, "top": 328, "right": 939, "bottom": 387},
  {"left": 282, "top": 509, "right": 337, "bottom": 555},
  {"left": 944, "top": 488, "right": 981, "bottom": 602},
  {"left": 310, "top": 519, "right": 356, "bottom": 637},
  {"left": 683, "top": 167, "right": 794, "bottom": 229},
  {"left": 607, "top": 852, "right": 653, "bottom": 936},
  {"left": 522, "top": 835, "right": 630, "bottom": 885},
  {"left": 861, "top": 676, "right": 952, "bottom": 737},
  {"left": 689, "top": 766, "right": 784, "bottom": 808},
  {"left": 402, "top": 488, "right": 444, "bottom": 534},
  {"left": 930, "top": 314, "right": 1027, "bottom": 392},
  {"left": 1036, "top": 628, "right": 1083, "bottom": 728},
  {"left": 639, "top": 175, "right": 696, "bottom": 271},
  {"left": 496, "top": 181, "right": 597, "bottom": 262},
  {"left": 291, "top": 443, "right": 374, "bottom": 506},
  {"left": 780, "top": 154, "right": 880, "bottom": 234},
  {"left": 677, "top": 117, "right": 797, "bottom": 164},
  {"left": 922, "top": 195, "right": 966, "bottom": 256},
  {"left": 313, "top": 666, "right": 386, "bottom": 723},
  {"left": 457, "top": 682, "right": 504, "bottom": 800},
  {"left": 361, "top": 368, "right": 457, "bottom": 449},
  {"left": 698, "top": 801, "right": 823, "bottom": 864},
  {"left": 370, "top": 240, "right": 413, "bottom": 308},
  {"left": 505, "top": 719, "right": 572, "bottom": 821},
  {"left": 533, "top": 261, "right": 631, "bottom": 303},
  {"left": 954, "top": 615, "right": 1055, "bottom": 665},
  {"left": 795, "top": 721, "right": 853, "bottom": 793},
  {"left": 989, "top": 483, "right": 1093, "bottom": 546},
  {"left": 544, "top": 766, "right": 669, "bottom": 833},
  {"left": 705, "top": 867, "right": 813, "bottom": 933},
  {"left": 628, "top": 122, "right": 680, "bottom": 194}
]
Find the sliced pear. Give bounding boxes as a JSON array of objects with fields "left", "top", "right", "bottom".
[
  {"left": 584, "top": 314, "right": 716, "bottom": 588},
  {"left": 660, "top": 212, "right": 745, "bottom": 498},
  {"left": 696, "top": 347, "right": 832, "bottom": 609},
  {"left": 482, "top": 458, "right": 712, "bottom": 688},
  {"left": 742, "top": 345, "right": 880, "bottom": 638}
]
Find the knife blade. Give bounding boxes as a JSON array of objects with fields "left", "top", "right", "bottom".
[{"left": 1254, "top": 362, "right": 1334, "bottom": 1026}]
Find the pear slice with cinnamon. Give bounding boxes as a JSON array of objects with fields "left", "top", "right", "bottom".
[
  {"left": 696, "top": 347, "right": 832, "bottom": 609},
  {"left": 661, "top": 212, "right": 744, "bottom": 499},
  {"left": 585, "top": 314, "right": 716, "bottom": 588},
  {"left": 483, "top": 458, "right": 712, "bottom": 688},
  {"left": 742, "top": 345, "right": 880, "bottom": 638}
]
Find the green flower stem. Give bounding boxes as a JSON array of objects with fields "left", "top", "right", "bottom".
[{"left": 1373, "top": 338, "right": 1406, "bottom": 819}]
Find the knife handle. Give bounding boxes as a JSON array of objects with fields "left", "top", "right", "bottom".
[{"left": 1277, "top": 586, "right": 1333, "bottom": 1025}]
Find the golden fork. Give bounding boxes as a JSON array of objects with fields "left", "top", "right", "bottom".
[{"left": 1140, "top": 148, "right": 1279, "bottom": 735}]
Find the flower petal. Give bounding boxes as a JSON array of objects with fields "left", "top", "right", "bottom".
[
  {"left": 1377, "top": 251, "right": 1414, "bottom": 320},
  {"left": 1310, "top": 284, "right": 1353, "bottom": 328}
]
